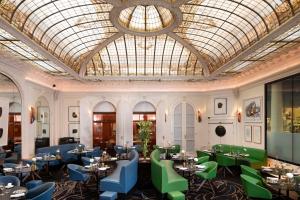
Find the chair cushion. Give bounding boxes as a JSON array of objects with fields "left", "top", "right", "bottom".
[
  {"left": 99, "top": 191, "right": 117, "bottom": 200},
  {"left": 167, "top": 191, "right": 185, "bottom": 200}
]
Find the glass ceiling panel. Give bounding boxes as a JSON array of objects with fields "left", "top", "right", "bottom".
[
  {"left": 177, "top": 0, "right": 298, "bottom": 72},
  {"left": 0, "top": 28, "right": 67, "bottom": 75},
  {"left": 85, "top": 34, "right": 204, "bottom": 77},
  {"left": 119, "top": 5, "right": 173, "bottom": 33},
  {"left": 0, "top": 0, "right": 117, "bottom": 71},
  {"left": 225, "top": 23, "right": 300, "bottom": 73}
]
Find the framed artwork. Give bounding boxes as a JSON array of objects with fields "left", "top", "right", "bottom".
[
  {"left": 252, "top": 125, "right": 262, "bottom": 144},
  {"left": 214, "top": 98, "right": 227, "bottom": 115},
  {"left": 243, "top": 97, "right": 263, "bottom": 122},
  {"left": 68, "top": 106, "right": 80, "bottom": 122},
  {"left": 41, "top": 123, "right": 49, "bottom": 137},
  {"left": 244, "top": 125, "right": 252, "bottom": 142},
  {"left": 37, "top": 106, "right": 49, "bottom": 123},
  {"left": 68, "top": 123, "right": 80, "bottom": 138}
]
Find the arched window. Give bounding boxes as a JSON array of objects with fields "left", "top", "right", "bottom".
[
  {"left": 174, "top": 103, "right": 195, "bottom": 152},
  {"left": 93, "top": 101, "right": 116, "bottom": 150}
]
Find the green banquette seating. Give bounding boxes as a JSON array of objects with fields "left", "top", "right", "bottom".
[
  {"left": 150, "top": 149, "right": 188, "bottom": 195},
  {"left": 212, "top": 144, "right": 267, "bottom": 169}
]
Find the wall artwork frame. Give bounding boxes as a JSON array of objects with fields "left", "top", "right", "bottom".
[
  {"left": 214, "top": 98, "right": 227, "bottom": 115},
  {"left": 252, "top": 125, "right": 262, "bottom": 144},
  {"left": 243, "top": 96, "right": 263, "bottom": 122},
  {"left": 244, "top": 125, "right": 252, "bottom": 142},
  {"left": 68, "top": 106, "right": 80, "bottom": 122},
  {"left": 68, "top": 123, "right": 80, "bottom": 138},
  {"left": 37, "top": 106, "right": 49, "bottom": 123},
  {"left": 41, "top": 123, "right": 49, "bottom": 137}
]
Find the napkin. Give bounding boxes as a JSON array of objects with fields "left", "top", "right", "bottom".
[
  {"left": 5, "top": 184, "right": 14, "bottom": 189},
  {"left": 3, "top": 168, "right": 13, "bottom": 172},
  {"left": 10, "top": 193, "right": 25, "bottom": 198}
]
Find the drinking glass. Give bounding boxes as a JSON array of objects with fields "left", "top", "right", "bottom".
[{"left": 0, "top": 184, "right": 5, "bottom": 196}]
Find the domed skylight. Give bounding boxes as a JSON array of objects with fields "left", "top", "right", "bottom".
[{"left": 118, "top": 5, "right": 174, "bottom": 33}]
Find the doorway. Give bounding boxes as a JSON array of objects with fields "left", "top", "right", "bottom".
[{"left": 93, "top": 112, "right": 116, "bottom": 150}]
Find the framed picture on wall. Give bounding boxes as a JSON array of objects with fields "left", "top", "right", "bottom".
[
  {"left": 68, "top": 123, "right": 80, "bottom": 138},
  {"left": 244, "top": 125, "right": 252, "bottom": 142},
  {"left": 214, "top": 98, "right": 227, "bottom": 115},
  {"left": 68, "top": 106, "right": 80, "bottom": 122},
  {"left": 41, "top": 123, "right": 49, "bottom": 137},
  {"left": 37, "top": 106, "right": 49, "bottom": 123},
  {"left": 252, "top": 125, "right": 262, "bottom": 144},
  {"left": 243, "top": 97, "right": 263, "bottom": 122}
]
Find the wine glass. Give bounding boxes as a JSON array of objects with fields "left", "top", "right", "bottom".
[{"left": 0, "top": 184, "right": 5, "bottom": 196}]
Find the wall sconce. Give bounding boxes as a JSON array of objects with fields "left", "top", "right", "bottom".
[
  {"left": 237, "top": 110, "right": 242, "bottom": 123},
  {"left": 197, "top": 109, "right": 202, "bottom": 122},
  {"left": 30, "top": 106, "right": 36, "bottom": 124},
  {"left": 165, "top": 111, "right": 168, "bottom": 123}
]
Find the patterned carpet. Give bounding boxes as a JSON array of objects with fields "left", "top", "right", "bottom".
[{"left": 52, "top": 177, "right": 246, "bottom": 200}]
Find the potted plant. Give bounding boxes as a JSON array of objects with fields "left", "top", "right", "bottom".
[{"left": 137, "top": 121, "right": 152, "bottom": 159}]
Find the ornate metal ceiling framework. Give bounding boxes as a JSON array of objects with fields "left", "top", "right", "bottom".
[{"left": 0, "top": 0, "right": 299, "bottom": 81}]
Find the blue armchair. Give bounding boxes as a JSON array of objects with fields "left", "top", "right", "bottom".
[
  {"left": 0, "top": 175, "right": 20, "bottom": 186},
  {"left": 114, "top": 145, "right": 126, "bottom": 155},
  {"left": 86, "top": 146, "right": 102, "bottom": 158},
  {"left": 25, "top": 182, "right": 55, "bottom": 200},
  {"left": 68, "top": 164, "right": 90, "bottom": 196},
  {"left": 100, "top": 150, "right": 138, "bottom": 195}
]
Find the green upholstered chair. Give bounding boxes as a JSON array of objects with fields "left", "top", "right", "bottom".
[
  {"left": 195, "top": 156, "right": 210, "bottom": 165},
  {"left": 240, "top": 174, "right": 272, "bottom": 199},
  {"left": 196, "top": 150, "right": 213, "bottom": 160},
  {"left": 216, "top": 154, "right": 235, "bottom": 176},
  {"left": 150, "top": 149, "right": 188, "bottom": 196},
  {"left": 153, "top": 145, "right": 166, "bottom": 153},
  {"left": 195, "top": 161, "right": 218, "bottom": 193},
  {"left": 169, "top": 145, "right": 180, "bottom": 154},
  {"left": 240, "top": 165, "right": 262, "bottom": 181}
]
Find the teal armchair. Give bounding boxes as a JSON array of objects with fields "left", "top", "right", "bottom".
[{"left": 240, "top": 174, "right": 272, "bottom": 199}]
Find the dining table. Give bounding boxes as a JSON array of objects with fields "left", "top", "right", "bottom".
[
  {"left": 3, "top": 165, "right": 41, "bottom": 183},
  {"left": 0, "top": 186, "right": 27, "bottom": 200},
  {"left": 261, "top": 166, "right": 300, "bottom": 198}
]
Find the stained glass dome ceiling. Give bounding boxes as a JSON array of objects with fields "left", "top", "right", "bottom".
[
  {"left": 119, "top": 5, "right": 174, "bottom": 33},
  {"left": 0, "top": 0, "right": 299, "bottom": 81}
]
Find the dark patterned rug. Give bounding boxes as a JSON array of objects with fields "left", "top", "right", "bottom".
[{"left": 53, "top": 178, "right": 246, "bottom": 200}]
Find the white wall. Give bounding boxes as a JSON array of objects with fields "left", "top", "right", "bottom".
[
  {"left": 56, "top": 92, "right": 209, "bottom": 152},
  {"left": 0, "top": 61, "right": 56, "bottom": 159},
  {"left": 237, "top": 84, "right": 265, "bottom": 149}
]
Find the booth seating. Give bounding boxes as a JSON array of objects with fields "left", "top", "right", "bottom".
[
  {"left": 150, "top": 149, "right": 188, "bottom": 197},
  {"left": 212, "top": 144, "right": 267, "bottom": 169},
  {"left": 99, "top": 150, "right": 139, "bottom": 196}
]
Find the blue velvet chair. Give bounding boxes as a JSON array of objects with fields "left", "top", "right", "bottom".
[
  {"left": 81, "top": 157, "right": 91, "bottom": 166},
  {"left": 114, "top": 145, "right": 126, "bottom": 155},
  {"left": 26, "top": 180, "right": 43, "bottom": 190},
  {"left": 131, "top": 145, "right": 142, "bottom": 153},
  {"left": 0, "top": 175, "right": 20, "bottom": 186},
  {"left": 100, "top": 150, "right": 139, "bottom": 195},
  {"left": 68, "top": 164, "right": 90, "bottom": 196},
  {"left": 25, "top": 182, "right": 55, "bottom": 200},
  {"left": 86, "top": 146, "right": 102, "bottom": 158}
]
